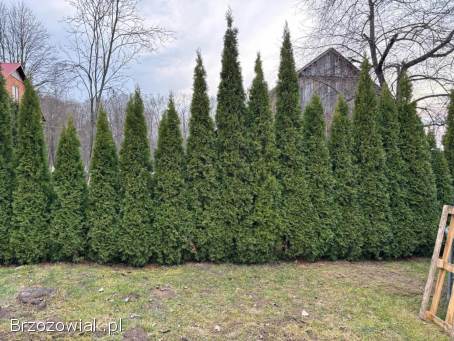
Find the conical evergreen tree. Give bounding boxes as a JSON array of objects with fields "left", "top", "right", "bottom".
[
  {"left": 0, "top": 73, "right": 14, "bottom": 263},
  {"left": 352, "top": 59, "right": 391, "bottom": 259},
  {"left": 153, "top": 96, "right": 188, "bottom": 265},
  {"left": 328, "top": 96, "right": 362, "bottom": 260},
  {"left": 235, "top": 54, "right": 280, "bottom": 263},
  {"left": 50, "top": 118, "right": 87, "bottom": 261},
  {"left": 443, "top": 90, "right": 454, "bottom": 180},
  {"left": 10, "top": 81, "right": 52, "bottom": 264},
  {"left": 118, "top": 90, "right": 154, "bottom": 266},
  {"left": 301, "top": 96, "right": 336, "bottom": 259},
  {"left": 10, "top": 101, "right": 19, "bottom": 148},
  {"left": 87, "top": 108, "right": 120, "bottom": 263},
  {"left": 213, "top": 11, "right": 253, "bottom": 261},
  {"left": 429, "top": 131, "right": 453, "bottom": 210},
  {"left": 275, "top": 24, "right": 318, "bottom": 260},
  {"left": 397, "top": 72, "right": 438, "bottom": 255},
  {"left": 185, "top": 52, "right": 218, "bottom": 261},
  {"left": 377, "top": 85, "right": 413, "bottom": 257}
]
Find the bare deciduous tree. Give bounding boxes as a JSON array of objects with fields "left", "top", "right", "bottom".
[
  {"left": 143, "top": 93, "right": 166, "bottom": 151},
  {"left": 63, "top": 0, "right": 172, "bottom": 158},
  {"left": 0, "top": 1, "right": 58, "bottom": 87},
  {"left": 298, "top": 0, "right": 454, "bottom": 126}
]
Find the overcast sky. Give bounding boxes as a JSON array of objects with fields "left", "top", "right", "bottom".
[{"left": 11, "top": 0, "right": 310, "bottom": 98}]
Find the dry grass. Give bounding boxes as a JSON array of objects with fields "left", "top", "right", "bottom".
[{"left": 0, "top": 258, "right": 448, "bottom": 340}]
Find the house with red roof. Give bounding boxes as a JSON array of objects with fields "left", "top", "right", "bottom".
[{"left": 0, "top": 63, "right": 26, "bottom": 101}]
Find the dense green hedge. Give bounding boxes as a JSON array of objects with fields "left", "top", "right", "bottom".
[{"left": 0, "top": 15, "right": 449, "bottom": 266}]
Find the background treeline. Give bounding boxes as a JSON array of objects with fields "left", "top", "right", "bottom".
[
  {"left": 41, "top": 92, "right": 196, "bottom": 169},
  {"left": 1, "top": 14, "right": 453, "bottom": 266}
]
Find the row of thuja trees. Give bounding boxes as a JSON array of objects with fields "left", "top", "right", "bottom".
[{"left": 0, "top": 14, "right": 452, "bottom": 266}]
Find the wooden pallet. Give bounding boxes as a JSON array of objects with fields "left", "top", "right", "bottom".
[{"left": 420, "top": 205, "right": 454, "bottom": 336}]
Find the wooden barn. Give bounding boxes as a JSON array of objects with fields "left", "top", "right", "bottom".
[{"left": 297, "top": 48, "right": 360, "bottom": 132}]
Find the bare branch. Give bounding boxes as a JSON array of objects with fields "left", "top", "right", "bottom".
[{"left": 62, "top": 0, "right": 173, "bottom": 157}]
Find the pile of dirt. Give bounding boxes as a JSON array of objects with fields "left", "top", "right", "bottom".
[{"left": 17, "top": 287, "right": 55, "bottom": 310}]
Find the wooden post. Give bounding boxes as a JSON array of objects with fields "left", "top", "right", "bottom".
[{"left": 419, "top": 205, "right": 451, "bottom": 319}]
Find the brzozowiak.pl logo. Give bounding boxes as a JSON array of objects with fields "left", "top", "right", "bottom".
[{"left": 10, "top": 318, "right": 123, "bottom": 336}]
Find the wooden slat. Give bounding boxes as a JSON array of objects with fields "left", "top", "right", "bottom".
[
  {"left": 429, "top": 213, "right": 454, "bottom": 319},
  {"left": 426, "top": 311, "right": 454, "bottom": 337},
  {"left": 420, "top": 205, "right": 451, "bottom": 319},
  {"left": 432, "top": 314, "right": 452, "bottom": 334},
  {"left": 436, "top": 259, "right": 454, "bottom": 273},
  {"left": 445, "top": 282, "right": 454, "bottom": 324},
  {"left": 429, "top": 270, "right": 447, "bottom": 317}
]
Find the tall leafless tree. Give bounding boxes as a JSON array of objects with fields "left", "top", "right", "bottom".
[
  {"left": 298, "top": 0, "right": 454, "bottom": 127},
  {"left": 63, "top": 0, "right": 172, "bottom": 158},
  {"left": 0, "top": 1, "right": 58, "bottom": 87}
]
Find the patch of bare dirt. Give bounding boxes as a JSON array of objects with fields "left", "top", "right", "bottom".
[
  {"left": 151, "top": 285, "right": 176, "bottom": 300},
  {"left": 123, "top": 327, "right": 149, "bottom": 341},
  {"left": 340, "top": 262, "right": 423, "bottom": 295},
  {"left": 123, "top": 292, "right": 140, "bottom": 303},
  {"left": 299, "top": 261, "right": 423, "bottom": 296}
]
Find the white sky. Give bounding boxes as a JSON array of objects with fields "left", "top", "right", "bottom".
[{"left": 12, "top": 0, "right": 311, "bottom": 98}]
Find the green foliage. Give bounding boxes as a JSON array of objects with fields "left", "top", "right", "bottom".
[
  {"left": 377, "top": 85, "right": 413, "bottom": 258},
  {"left": 213, "top": 12, "right": 253, "bottom": 261},
  {"left": 185, "top": 52, "right": 218, "bottom": 261},
  {"left": 153, "top": 97, "right": 188, "bottom": 265},
  {"left": 235, "top": 54, "right": 280, "bottom": 263},
  {"left": 428, "top": 132, "right": 453, "bottom": 210},
  {"left": 352, "top": 59, "right": 391, "bottom": 259},
  {"left": 443, "top": 90, "right": 454, "bottom": 180},
  {"left": 301, "top": 96, "right": 336, "bottom": 259},
  {"left": 118, "top": 90, "right": 154, "bottom": 266},
  {"left": 397, "top": 73, "right": 438, "bottom": 256},
  {"left": 328, "top": 97, "right": 362, "bottom": 260},
  {"left": 10, "top": 81, "right": 52, "bottom": 264},
  {"left": 50, "top": 118, "right": 87, "bottom": 261},
  {"left": 275, "top": 25, "right": 318, "bottom": 260},
  {"left": 87, "top": 108, "right": 120, "bottom": 263},
  {"left": 0, "top": 74, "right": 14, "bottom": 263}
]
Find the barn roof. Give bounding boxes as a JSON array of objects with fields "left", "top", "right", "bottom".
[
  {"left": 0, "top": 63, "right": 26, "bottom": 80},
  {"left": 297, "top": 48, "right": 359, "bottom": 76}
]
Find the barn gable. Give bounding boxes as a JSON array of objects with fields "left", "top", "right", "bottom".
[{"left": 298, "top": 48, "right": 360, "bottom": 132}]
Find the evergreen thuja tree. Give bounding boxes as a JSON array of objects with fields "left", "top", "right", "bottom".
[
  {"left": 235, "top": 54, "right": 280, "bottom": 263},
  {"left": 275, "top": 24, "right": 318, "bottom": 260},
  {"left": 213, "top": 12, "right": 253, "bottom": 261},
  {"left": 352, "top": 59, "right": 391, "bottom": 259},
  {"left": 153, "top": 97, "right": 188, "bottom": 265},
  {"left": 301, "top": 96, "right": 336, "bottom": 259},
  {"left": 87, "top": 108, "right": 120, "bottom": 263},
  {"left": 377, "top": 85, "right": 413, "bottom": 258},
  {"left": 397, "top": 72, "right": 438, "bottom": 255},
  {"left": 10, "top": 81, "right": 52, "bottom": 264},
  {"left": 329, "top": 96, "right": 362, "bottom": 260},
  {"left": 186, "top": 52, "right": 218, "bottom": 261},
  {"left": 118, "top": 90, "right": 154, "bottom": 266},
  {"left": 429, "top": 131, "right": 453, "bottom": 210},
  {"left": 0, "top": 73, "right": 14, "bottom": 263},
  {"left": 443, "top": 90, "right": 454, "bottom": 180},
  {"left": 50, "top": 118, "right": 87, "bottom": 261}
]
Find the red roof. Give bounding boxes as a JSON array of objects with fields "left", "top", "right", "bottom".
[{"left": 0, "top": 63, "right": 26, "bottom": 80}]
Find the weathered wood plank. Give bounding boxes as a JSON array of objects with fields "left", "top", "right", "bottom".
[{"left": 420, "top": 205, "right": 451, "bottom": 319}]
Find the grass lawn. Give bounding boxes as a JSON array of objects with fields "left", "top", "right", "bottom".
[{"left": 0, "top": 258, "right": 448, "bottom": 340}]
